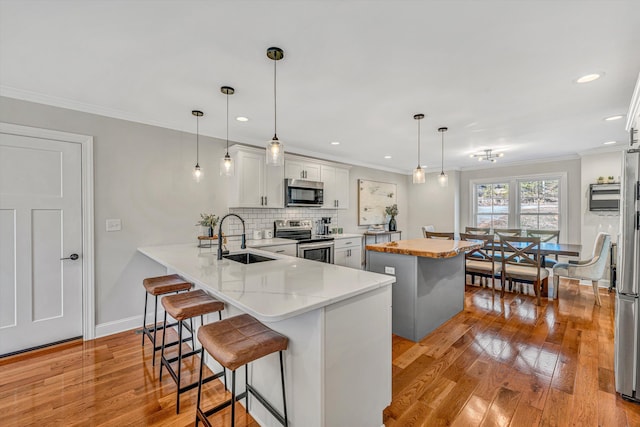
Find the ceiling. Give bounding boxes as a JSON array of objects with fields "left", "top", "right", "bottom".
[{"left": 1, "top": 1, "right": 639, "bottom": 174}]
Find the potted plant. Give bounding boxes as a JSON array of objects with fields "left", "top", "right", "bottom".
[
  {"left": 196, "top": 213, "right": 219, "bottom": 237},
  {"left": 385, "top": 204, "right": 398, "bottom": 232},
  {"left": 597, "top": 176, "right": 605, "bottom": 184},
  {"left": 608, "top": 176, "right": 615, "bottom": 183}
]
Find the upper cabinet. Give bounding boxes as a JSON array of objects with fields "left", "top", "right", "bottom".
[
  {"left": 228, "top": 145, "right": 284, "bottom": 208},
  {"left": 285, "top": 159, "right": 321, "bottom": 181},
  {"left": 320, "top": 164, "right": 350, "bottom": 210}
]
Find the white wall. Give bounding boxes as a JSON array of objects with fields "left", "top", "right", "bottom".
[
  {"left": 580, "top": 150, "right": 623, "bottom": 258},
  {"left": 406, "top": 170, "right": 459, "bottom": 239},
  {"left": 0, "top": 96, "right": 409, "bottom": 330},
  {"left": 459, "top": 158, "right": 582, "bottom": 244}
]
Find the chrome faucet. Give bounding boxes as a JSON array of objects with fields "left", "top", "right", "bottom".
[{"left": 217, "top": 213, "right": 246, "bottom": 260}]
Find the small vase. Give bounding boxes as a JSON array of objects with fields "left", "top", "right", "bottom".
[
  {"left": 389, "top": 216, "right": 397, "bottom": 232},
  {"left": 208, "top": 227, "right": 214, "bottom": 237}
]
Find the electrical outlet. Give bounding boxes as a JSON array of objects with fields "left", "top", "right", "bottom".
[
  {"left": 106, "top": 218, "right": 122, "bottom": 232},
  {"left": 384, "top": 266, "right": 395, "bottom": 275}
]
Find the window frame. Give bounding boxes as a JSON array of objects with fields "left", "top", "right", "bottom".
[{"left": 470, "top": 172, "right": 568, "bottom": 241}]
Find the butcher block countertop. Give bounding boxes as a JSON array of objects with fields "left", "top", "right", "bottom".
[{"left": 366, "top": 238, "right": 482, "bottom": 259}]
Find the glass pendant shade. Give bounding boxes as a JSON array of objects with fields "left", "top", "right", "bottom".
[
  {"left": 266, "top": 136, "right": 284, "bottom": 166},
  {"left": 192, "top": 110, "right": 204, "bottom": 182},
  {"left": 438, "top": 171, "right": 448, "bottom": 187},
  {"left": 220, "top": 154, "right": 234, "bottom": 176},
  {"left": 193, "top": 163, "right": 202, "bottom": 182},
  {"left": 413, "top": 166, "right": 425, "bottom": 184}
]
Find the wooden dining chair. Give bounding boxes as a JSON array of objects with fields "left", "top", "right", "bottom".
[
  {"left": 465, "top": 226, "right": 491, "bottom": 235},
  {"left": 498, "top": 235, "right": 548, "bottom": 306},
  {"left": 459, "top": 233, "right": 500, "bottom": 292},
  {"left": 526, "top": 229, "right": 560, "bottom": 267},
  {"left": 422, "top": 225, "right": 435, "bottom": 237},
  {"left": 424, "top": 231, "right": 455, "bottom": 240},
  {"left": 494, "top": 228, "right": 522, "bottom": 237}
]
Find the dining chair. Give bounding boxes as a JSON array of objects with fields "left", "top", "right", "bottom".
[
  {"left": 526, "top": 229, "right": 560, "bottom": 267},
  {"left": 459, "top": 233, "right": 500, "bottom": 292},
  {"left": 424, "top": 231, "right": 455, "bottom": 240},
  {"left": 498, "top": 235, "right": 548, "bottom": 306},
  {"left": 494, "top": 228, "right": 522, "bottom": 237},
  {"left": 465, "top": 226, "right": 491, "bottom": 235},
  {"left": 422, "top": 225, "right": 435, "bottom": 237},
  {"left": 552, "top": 232, "right": 611, "bottom": 306}
]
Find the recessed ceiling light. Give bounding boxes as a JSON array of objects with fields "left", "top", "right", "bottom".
[
  {"left": 604, "top": 115, "right": 624, "bottom": 121},
  {"left": 235, "top": 116, "right": 249, "bottom": 122},
  {"left": 384, "top": 155, "right": 392, "bottom": 159},
  {"left": 603, "top": 141, "right": 617, "bottom": 145},
  {"left": 575, "top": 73, "right": 602, "bottom": 84},
  {"left": 331, "top": 141, "right": 340, "bottom": 145}
]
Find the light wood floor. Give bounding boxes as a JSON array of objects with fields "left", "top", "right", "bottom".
[{"left": 2, "top": 279, "right": 640, "bottom": 426}]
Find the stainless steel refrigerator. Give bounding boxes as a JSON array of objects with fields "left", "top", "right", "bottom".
[{"left": 615, "top": 146, "right": 640, "bottom": 402}]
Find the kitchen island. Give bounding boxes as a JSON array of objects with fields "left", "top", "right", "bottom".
[
  {"left": 366, "top": 238, "right": 482, "bottom": 342},
  {"left": 138, "top": 244, "right": 394, "bottom": 427}
]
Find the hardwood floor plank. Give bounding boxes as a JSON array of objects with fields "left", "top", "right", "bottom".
[
  {"left": 451, "top": 395, "right": 489, "bottom": 427},
  {"left": 479, "top": 386, "right": 521, "bottom": 427},
  {"left": 510, "top": 401, "right": 543, "bottom": 427}
]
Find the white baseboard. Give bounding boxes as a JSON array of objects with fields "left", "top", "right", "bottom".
[{"left": 95, "top": 310, "right": 166, "bottom": 339}]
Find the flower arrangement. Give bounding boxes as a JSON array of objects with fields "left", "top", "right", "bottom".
[
  {"left": 195, "top": 213, "right": 219, "bottom": 229},
  {"left": 385, "top": 204, "right": 398, "bottom": 217}
]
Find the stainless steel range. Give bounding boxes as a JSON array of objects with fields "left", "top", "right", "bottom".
[{"left": 274, "top": 219, "right": 334, "bottom": 263}]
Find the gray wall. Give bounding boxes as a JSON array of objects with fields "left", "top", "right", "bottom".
[
  {"left": 406, "top": 170, "right": 460, "bottom": 239},
  {"left": 459, "top": 158, "right": 582, "bottom": 244},
  {"left": 0, "top": 96, "right": 408, "bottom": 327}
]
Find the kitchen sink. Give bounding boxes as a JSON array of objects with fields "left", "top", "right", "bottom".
[{"left": 223, "top": 252, "right": 276, "bottom": 264}]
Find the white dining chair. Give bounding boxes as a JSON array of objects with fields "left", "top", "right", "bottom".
[
  {"left": 552, "top": 232, "right": 611, "bottom": 306},
  {"left": 422, "top": 225, "right": 435, "bottom": 237}
]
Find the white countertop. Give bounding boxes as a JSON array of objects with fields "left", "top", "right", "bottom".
[
  {"left": 331, "top": 233, "right": 363, "bottom": 239},
  {"left": 138, "top": 244, "right": 394, "bottom": 322},
  {"left": 245, "top": 237, "right": 297, "bottom": 248}
]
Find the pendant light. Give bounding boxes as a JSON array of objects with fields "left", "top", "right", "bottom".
[
  {"left": 266, "top": 47, "right": 284, "bottom": 166},
  {"left": 412, "top": 113, "right": 426, "bottom": 184},
  {"left": 437, "top": 127, "right": 449, "bottom": 187},
  {"left": 220, "top": 86, "right": 235, "bottom": 177},
  {"left": 192, "top": 110, "right": 204, "bottom": 182}
]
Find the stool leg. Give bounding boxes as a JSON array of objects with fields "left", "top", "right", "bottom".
[
  {"left": 195, "top": 348, "right": 205, "bottom": 427},
  {"left": 160, "top": 311, "right": 168, "bottom": 381},
  {"left": 142, "top": 292, "right": 148, "bottom": 346},
  {"left": 190, "top": 317, "right": 195, "bottom": 350},
  {"left": 217, "top": 310, "right": 228, "bottom": 391},
  {"left": 231, "top": 370, "right": 236, "bottom": 427},
  {"left": 152, "top": 295, "right": 158, "bottom": 365},
  {"left": 176, "top": 320, "right": 183, "bottom": 413},
  {"left": 245, "top": 364, "right": 249, "bottom": 412},
  {"left": 280, "top": 351, "right": 288, "bottom": 426}
]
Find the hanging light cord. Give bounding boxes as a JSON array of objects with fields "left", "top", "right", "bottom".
[
  {"left": 226, "top": 93, "right": 229, "bottom": 154},
  {"left": 196, "top": 114, "right": 200, "bottom": 164},
  {"left": 417, "top": 119, "right": 421, "bottom": 166},
  {"left": 273, "top": 58, "right": 277, "bottom": 137},
  {"left": 440, "top": 131, "right": 444, "bottom": 173}
]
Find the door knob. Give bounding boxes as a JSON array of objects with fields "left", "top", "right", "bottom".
[{"left": 61, "top": 253, "right": 79, "bottom": 261}]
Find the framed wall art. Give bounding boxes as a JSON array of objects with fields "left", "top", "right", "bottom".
[{"left": 358, "top": 179, "right": 397, "bottom": 225}]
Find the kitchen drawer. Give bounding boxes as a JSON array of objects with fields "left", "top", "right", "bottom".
[
  {"left": 258, "top": 243, "right": 297, "bottom": 257},
  {"left": 334, "top": 237, "right": 362, "bottom": 250}
]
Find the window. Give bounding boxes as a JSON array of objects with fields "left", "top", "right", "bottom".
[
  {"left": 472, "top": 174, "right": 566, "bottom": 237},
  {"left": 518, "top": 178, "right": 560, "bottom": 230},
  {"left": 475, "top": 182, "right": 509, "bottom": 229}
]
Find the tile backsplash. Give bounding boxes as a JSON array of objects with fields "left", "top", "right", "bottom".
[{"left": 222, "top": 208, "right": 340, "bottom": 240}]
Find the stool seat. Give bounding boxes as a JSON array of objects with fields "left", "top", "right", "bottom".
[
  {"left": 144, "top": 274, "right": 192, "bottom": 295},
  {"left": 162, "top": 289, "right": 224, "bottom": 321},
  {"left": 198, "top": 314, "right": 288, "bottom": 371}
]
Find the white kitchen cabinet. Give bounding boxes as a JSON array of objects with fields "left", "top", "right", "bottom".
[
  {"left": 334, "top": 235, "right": 362, "bottom": 269},
  {"left": 285, "top": 158, "right": 321, "bottom": 181},
  {"left": 320, "top": 164, "right": 350, "bottom": 209},
  {"left": 228, "top": 145, "right": 284, "bottom": 208},
  {"left": 258, "top": 243, "right": 297, "bottom": 257}
]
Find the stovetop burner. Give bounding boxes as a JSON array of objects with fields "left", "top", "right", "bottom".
[{"left": 274, "top": 219, "right": 334, "bottom": 243}]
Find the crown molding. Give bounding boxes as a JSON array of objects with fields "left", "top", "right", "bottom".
[
  {"left": 459, "top": 153, "right": 581, "bottom": 171},
  {"left": 578, "top": 144, "right": 626, "bottom": 157},
  {"left": 626, "top": 72, "right": 640, "bottom": 131}
]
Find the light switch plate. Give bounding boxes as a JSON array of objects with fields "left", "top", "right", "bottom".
[
  {"left": 384, "top": 266, "right": 395, "bottom": 275},
  {"left": 106, "top": 218, "right": 122, "bottom": 232}
]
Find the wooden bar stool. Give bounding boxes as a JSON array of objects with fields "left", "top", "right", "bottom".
[
  {"left": 160, "top": 289, "right": 225, "bottom": 413},
  {"left": 195, "top": 314, "right": 289, "bottom": 427},
  {"left": 142, "top": 274, "right": 192, "bottom": 365}
]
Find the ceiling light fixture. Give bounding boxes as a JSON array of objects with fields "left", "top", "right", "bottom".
[
  {"left": 603, "top": 141, "right": 617, "bottom": 145},
  {"left": 604, "top": 115, "right": 624, "bottom": 121},
  {"left": 220, "top": 86, "right": 235, "bottom": 177},
  {"left": 576, "top": 73, "right": 602, "bottom": 84},
  {"left": 192, "top": 110, "right": 204, "bottom": 182},
  {"left": 384, "top": 155, "right": 392, "bottom": 159},
  {"left": 412, "top": 114, "right": 425, "bottom": 184},
  {"left": 437, "top": 127, "right": 448, "bottom": 187},
  {"left": 266, "top": 47, "right": 284, "bottom": 166},
  {"left": 471, "top": 148, "right": 504, "bottom": 162},
  {"left": 236, "top": 116, "right": 249, "bottom": 122},
  {"left": 331, "top": 141, "right": 340, "bottom": 145}
]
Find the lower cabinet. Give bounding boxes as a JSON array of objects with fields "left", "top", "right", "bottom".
[
  {"left": 334, "top": 236, "right": 363, "bottom": 269},
  {"left": 258, "top": 243, "right": 297, "bottom": 257}
]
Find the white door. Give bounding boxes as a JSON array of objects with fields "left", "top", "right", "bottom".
[{"left": 0, "top": 133, "right": 83, "bottom": 355}]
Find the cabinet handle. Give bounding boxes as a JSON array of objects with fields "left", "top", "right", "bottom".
[
  {"left": 346, "top": 242, "right": 352, "bottom": 245},
  {"left": 265, "top": 196, "right": 268, "bottom": 205},
  {"left": 275, "top": 250, "right": 285, "bottom": 253},
  {"left": 261, "top": 196, "right": 264, "bottom": 206}
]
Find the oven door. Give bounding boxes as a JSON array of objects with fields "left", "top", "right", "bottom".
[{"left": 298, "top": 242, "right": 334, "bottom": 264}]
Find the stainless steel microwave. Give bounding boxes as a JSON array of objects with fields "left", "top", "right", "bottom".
[{"left": 285, "top": 179, "right": 324, "bottom": 207}]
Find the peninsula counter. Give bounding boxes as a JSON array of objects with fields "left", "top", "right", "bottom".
[
  {"left": 138, "top": 244, "right": 394, "bottom": 427},
  {"left": 366, "top": 238, "right": 481, "bottom": 342}
]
